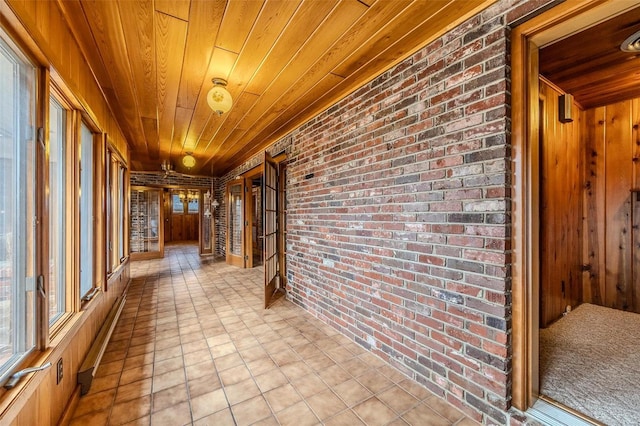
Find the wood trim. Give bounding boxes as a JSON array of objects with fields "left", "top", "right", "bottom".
[
  {"left": 510, "top": 0, "right": 624, "bottom": 412},
  {"left": 37, "top": 67, "right": 50, "bottom": 351}
]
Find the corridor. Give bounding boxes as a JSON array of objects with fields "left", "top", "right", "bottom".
[{"left": 69, "top": 245, "right": 477, "bottom": 425}]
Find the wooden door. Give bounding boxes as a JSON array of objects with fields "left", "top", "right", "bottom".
[
  {"left": 264, "top": 153, "right": 279, "bottom": 308},
  {"left": 226, "top": 180, "right": 245, "bottom": 267}
]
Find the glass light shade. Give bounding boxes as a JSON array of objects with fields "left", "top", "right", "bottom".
[
  {"left": 183, "top": 154, "right": 196, "bottom": 168},
  {"left": 207, "top": 85, "right": 233, "bottom": 115}
]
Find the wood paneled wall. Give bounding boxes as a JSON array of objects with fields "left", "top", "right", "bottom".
[
  {"left": 539, "top": 80, "right": 584, "bottom": 327},
  {"left": 0, "top": 1, "right": 130, "bottom": 424},
  {"left": 583, "top": 98, "right": 640, "bottom": 314}
]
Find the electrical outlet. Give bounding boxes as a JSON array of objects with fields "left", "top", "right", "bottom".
[{"left": 56, "top": 358, "right": 63, "bottom": 384}]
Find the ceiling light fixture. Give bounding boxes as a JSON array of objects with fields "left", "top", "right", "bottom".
[
  {"left": 182, "top": 153, "right": 196, "bottom": 169},
  {"left": 621, "top": 30, "right": 640, "bottom": 52},
  {"left": 207, "top": 78, "right": 233, "bottom": 115}
]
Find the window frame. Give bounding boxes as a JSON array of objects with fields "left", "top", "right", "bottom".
[
  {"left": 106, "top": 146, "right": 128, "bottom": 277},
  {"left": 0, "top": 28, "right": 39, "bottom": 383},
  {"left": 46, "top": 86, "right": 75, "bottom": 335}
]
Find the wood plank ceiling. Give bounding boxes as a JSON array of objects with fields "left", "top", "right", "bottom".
[
  {"left": 56, "top": 0, "right": 494, "bottom": 176},
  {"left": 540, "top": 6, "right": 640, "bottom": 109}
]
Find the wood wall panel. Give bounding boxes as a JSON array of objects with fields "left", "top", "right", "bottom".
[
  {"left": 539, "top": 80, "right": 583, "bottom": 327},
  {"left": 583, "top": 107, "right": 605, "bottom": 306},
  {"left": 604, "top": 101, "right": 633, "bottom": 310},
  {"left": 583, "top": 98, "right": 640, "bottom": 313}
]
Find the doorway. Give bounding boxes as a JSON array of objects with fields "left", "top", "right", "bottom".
[
  {"left": 224, "top": 152, "right": 286, "bottom": 308},
  {"left": 512, "top": 1, "right": 640, "bottom": 424}
]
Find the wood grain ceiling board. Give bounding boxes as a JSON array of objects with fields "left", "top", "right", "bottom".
[
  {"left": 54, "top": 0, "right": 499, "bottom": 175},
  {"left": 540, "top": 6, "right": 640, "bottom": 109},
  {"left": 154, "top": 10, "right": 187, "bottom": 160},
  {"left": 80, "top": 0, "right": 148, "bottom": 153}
]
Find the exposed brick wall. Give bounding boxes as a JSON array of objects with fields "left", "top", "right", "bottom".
[
  {"left": 130, "top": 171, "right": 215, "bottom": 188},
  {"left": 217, "top": 1, "right": 555, "bottom": 424}
]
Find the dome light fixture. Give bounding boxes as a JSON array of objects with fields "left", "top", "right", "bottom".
[
  {"left": 182, "top": 153, "right": 196, "bottom": 169},
  {"left": 207, "top": 78, "right": 233, "bottom": 115},
  {"left": 621, "top": 30, "right": 640, "bottom": 52}
]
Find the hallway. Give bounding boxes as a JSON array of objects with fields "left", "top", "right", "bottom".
[{"left": 69, "top": 245, "right": 477, "bottom": 426}]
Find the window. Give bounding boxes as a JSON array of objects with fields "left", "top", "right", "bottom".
[
  {"left": 0, "top": 35, "right": 37, "bottom": 380},
  {"left": 107, "top": 152, "right": 127, "bottom": 274},
  {"left": 79, "top": 122, "right": 94, "bottom": 298},
  {"left": 172, "top": 193, "right": 183, "bottom": 214},
  {"left": 118, "top": 165, "right": 125, "bottom": 261},
  {"left": 188, "top": 196, "right": 199, "bottom": 214},
  {"left": 49, "top": 96, "right": 66, "bottom": 323}
]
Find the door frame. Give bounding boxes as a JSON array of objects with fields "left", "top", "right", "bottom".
[
  {"left": 226, "top": 180, "right": 245, "bottom": 267},
  {"left": 510, "top": 0, "right": 637, "bottom": 412},
  {"left": 244, "top": 166, "right": 264, "bottom": 269}
]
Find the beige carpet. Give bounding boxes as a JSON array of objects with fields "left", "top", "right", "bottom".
[{"left": 539, "top": 303, "right": 640, "bottom": 426}]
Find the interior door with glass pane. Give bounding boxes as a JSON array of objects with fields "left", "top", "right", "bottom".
[
  {"left": 264, "top": 153, "right": 279, "bottom": 308},
  {"left": 200, "top": 190, "right": 214, "bottom": 255},
  {"left": 226, "top": 181, "right": 245, "bottom": 267},
  {"left": 129, "top": 187, "right": 163, "bottom": 260}
]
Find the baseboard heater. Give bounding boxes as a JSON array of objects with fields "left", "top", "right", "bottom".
[{"left": 77, "top": 294, "right": 126, "bottom": 395}]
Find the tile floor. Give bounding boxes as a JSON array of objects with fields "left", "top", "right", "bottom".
[{"left": 70, "top": 244, "right": 479, "bottom": 426}]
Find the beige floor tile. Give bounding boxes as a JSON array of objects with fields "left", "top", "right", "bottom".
[
  {"left": 306, "top": 389, "right": 347, "bottom": 420},
  {"left": 218, "top": 364, "right": 251, "bottom": 386},
  {"left": 115, "top": 378, "right": 153, "bottom": 403},
  {"left": 193, "top": 407, "right": 235, "bottom": 426},
  {"left": 181, "top": 339, "right": 208, "bottom": 355},
  {"left": 317, "top": 364, "right": 351, "bottom": 387},
  {"left": 264, "top": 383, "right": 302, "bottom": 412},
  {"left": 254, "top": 369, "right": 288, "bottom": 392},
  {"left": 155, "top": 345, "right": 182, "bottom": 362},
  {"left": 425, "top": 396, "right": 466, "bottom": 423},
  {"left": 190, "top": 388, "right": 229, "bottom": 420},
  {"left": 185, "top": 359, "right": 216, "bottom": 381},
  {"left": 155, "top": 336, "right": 181, "bottom": 351},
  {"left": 154, "top": 356, "right": 184, "bottom": 376},
  {"left": 72, "top": 389, "right": 116, "bottom": 418},
  {"left": 150, "top": 401, "right": 191, "bottom": 425},
  {"left": 109, "top": 395, "right": 151, "bottom": 425},
  {"left": 275, "top": 400, "right": 319, "bottom": 425},
  {"left": 231, "top": 395, "right": 272, "bottom": 425},
  {"left": 333, "top": 379, "right": 372, "bottom": 407},
  {"left": 353, "top": 397, "right": 398, "bottom": 426},
  {"left": 246, "top": 357, "right": 277, "bottom": 376},
  {"left": 152, "top": 383, "right": 188, "bottom": 412},
  {"left": 120, "top": 363, "right": 153, "bottom": 386},
  {"left": 401, "top": 402, "right": 452, "bottom": 426},
  {"left": 339, "top": 357, "right": 371, "bottom": 378},
  {"left": 187, "top": 373, "right": 222, "bottom": 398},
  {"left": 324, "top": 409, "right": 365, "bottom": 426},
  {"left": 89, "top": 372, "right": 120, "bottom": 394},
  {"left": 224, "top": 377, "right": 261, "bottom": 405},
  {"left": 121, "top": 414, "right": 150, "bottom": 426},
  {"left": 214, "top": 352, "right": 244, "bottom": 371},
  {"left": 397, "top": 378, "right": 434, "bottom": 401},
  {"left": 183, "top": 348, "right": 211, "bottom": 366},
  {"left": 210, "top": 342, "right": 237, "bottom": 358},
  {"left": 357, "top": 369, "right": 394, "bottom": 394},
  {"left": 305, "top": 353, "right": 336, "bottom": 371},
  {"left": 377, "top": 385, "right": 419, "bottom": 414},
  {"left": 69, "top": 409, "right": 109, "bottom": 426},
  {"left": 290, "top": 373, "right": 328, "bottom": 398},
  {"left": 152, "top": 368, "right": 186, "bottom": 393},
  {"left": 96, "top": 359, "right": 124, "bottom": 378}
]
